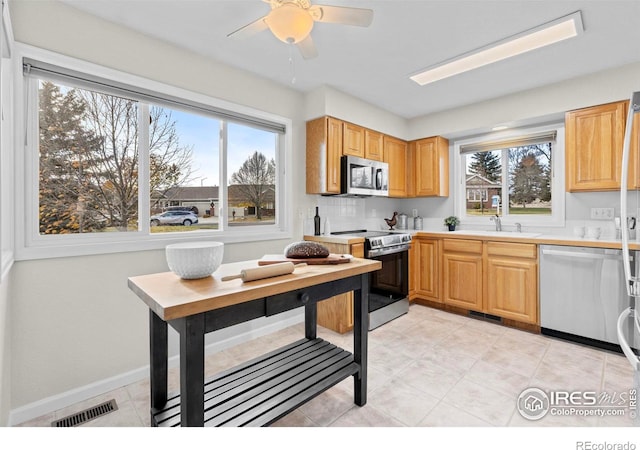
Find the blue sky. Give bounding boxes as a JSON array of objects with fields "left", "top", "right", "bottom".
[
  {"left": 43, "top": 82, "right": 276, "bottom": 187},
  {"left": 170, "top": 109, "right": 276, "bottom": 187}
]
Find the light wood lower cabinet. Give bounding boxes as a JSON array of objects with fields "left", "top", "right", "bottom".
[
  {"left": 413, "top": 237, "right": 539, "bottom": 325},
  {"left": 310, "top": 240, "right": 364, "bottom": 334},
  {"left": 485, "top": 242, "right": 538, "bottom": 324},
  {"left": 415, "top": 238, "right": 441, "bottom": 302},
  {"left": 442, "top": 239, "right": 483, "bottom": 311}
]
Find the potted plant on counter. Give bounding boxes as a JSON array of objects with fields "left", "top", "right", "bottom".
[{"left": 444, "top": 216, "right": 460, "bottom": 231}]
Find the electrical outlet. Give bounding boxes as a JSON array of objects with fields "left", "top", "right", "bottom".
[{"left": 590, "top": 207, "right": 615, "bottom": 219}]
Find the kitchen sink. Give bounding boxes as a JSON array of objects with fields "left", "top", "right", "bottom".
[{"left": 448, "top": 230, "right": 542, "bottom": 238}]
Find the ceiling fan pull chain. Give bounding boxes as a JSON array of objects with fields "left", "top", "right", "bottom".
[{"left": 288, "top": 43, "right": 297, "bottom": 84}]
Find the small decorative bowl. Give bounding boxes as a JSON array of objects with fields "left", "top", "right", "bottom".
[{"left": 165, "top": 241, "right": 224, "bottom": 279}]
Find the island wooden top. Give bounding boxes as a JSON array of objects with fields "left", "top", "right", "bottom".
[{"left": 128, "top": 258, "right": 381, "bottom": 321}]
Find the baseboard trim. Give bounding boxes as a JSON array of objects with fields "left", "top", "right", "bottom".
[{"left": 8, "top": 311, "right": 304, "bottom": 426}]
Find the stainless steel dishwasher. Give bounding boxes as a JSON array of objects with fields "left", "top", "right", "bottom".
[{"left": 539, "top": 244, "right": 628, "bottom": 350}]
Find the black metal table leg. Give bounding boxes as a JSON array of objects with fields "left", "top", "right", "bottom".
[
  {"left": 149, "top": 310, "right": 168, "bottom": 420},
  {"left": 353, "top": 273, "right": 369, "bottom": 406},
  {"left": 175, "top": 314, "right": 205, "bottom": 427},
  {"left": 304, "top": 303, "right": 317, "bottom": 339}
]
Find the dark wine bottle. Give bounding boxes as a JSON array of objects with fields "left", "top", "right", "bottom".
[{"left": 314, "top": 207, "right": 321, "bottom": 236}]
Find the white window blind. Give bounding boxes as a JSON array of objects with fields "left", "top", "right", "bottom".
[
  {"left": 460, "top": 130, "right": 557, "bottom": 154},
  {"left": 22, "top": 57, "right": 286, "bottom": 135}
]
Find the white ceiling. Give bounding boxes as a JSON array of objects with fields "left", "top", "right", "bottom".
[{"left": 58, "top": 0, "right": 640, "bottom": 119}]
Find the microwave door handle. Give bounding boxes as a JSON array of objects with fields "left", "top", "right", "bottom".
[{"left": 376, "top": 169, "right": 382, "bottom": 190}]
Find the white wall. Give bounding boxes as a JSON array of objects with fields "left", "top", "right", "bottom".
[
  {"left": 304, "top": 85, "right": 408, "bottom": 139},
  {"left": 407, "top": 61, "right": 640, "bottom": 141},
  {"left": 6, "top": 0, "right": 309, "bottom": 421},
  {"left": 0, "top": 0, "right": 14, "bottom": 427},
  {"left": 0, "top": 277, "right": 10, "bottom": 426},
  {"left": 401, "top": 62, "right": 640, "bottom": 233}
]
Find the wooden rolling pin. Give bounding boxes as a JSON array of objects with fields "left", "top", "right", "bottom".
[{"left": 220, "top": 262, "right": 306, "bottom": 282}]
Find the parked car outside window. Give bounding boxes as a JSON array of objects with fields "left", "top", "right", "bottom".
[
  {"left": 165, "top": 205, "right": 199, "bottom": 215},
  {"left": 150, "top": 211, "right": 199, "bottom": 226}
]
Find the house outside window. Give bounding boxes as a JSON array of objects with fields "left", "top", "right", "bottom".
[
  {"left": 454, "top": 125, "right": 565, "bottom": 227},
  {"left": 465, "top": 174, "right": 499, "bottom": 213}
]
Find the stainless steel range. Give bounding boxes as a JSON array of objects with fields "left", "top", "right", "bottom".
[{"left": 332, "top": 230, "right": 411, "bottom": 330}]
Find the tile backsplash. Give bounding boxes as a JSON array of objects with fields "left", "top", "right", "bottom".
[{"left": 305, "top": 196, "right": 400, "bottom": 234}]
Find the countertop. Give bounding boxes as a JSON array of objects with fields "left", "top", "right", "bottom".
[
  {"left": 413, "top": 230, "right": 636, "bottom": 249},
  {"left": 128, "top": 257, "right": 380, "bottom": 320},
  {"left": 303, "top": 234, "right": 365, "bottom": 245},
  {"left": 305, "top": 230, "right": 640, "bottom": 250}
]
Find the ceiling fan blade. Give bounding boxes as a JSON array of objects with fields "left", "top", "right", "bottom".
[
  {"left": 309, "top": 5, "right": 373, "bottom": 27},
  {"left": 297, "top": 35, "right": 319, "bottom": 60},
  {"left": 227, "top": 16, "right": 269, "bottom": 39}
]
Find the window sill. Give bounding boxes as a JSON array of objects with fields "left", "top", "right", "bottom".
[{"left": 15, "top": 229, "right": 292, "bottom": 261}]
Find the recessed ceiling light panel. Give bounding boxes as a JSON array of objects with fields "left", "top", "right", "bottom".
[{"left": 410, "top": 11, "right": 584, "bottom": 86}]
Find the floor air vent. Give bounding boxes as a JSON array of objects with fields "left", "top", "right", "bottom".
[
  {"left": 468, "top": 310, "right": 502, "bottom": 323},
  {"left": 51, "top": 399, "right": 118, "bottom": 427}
]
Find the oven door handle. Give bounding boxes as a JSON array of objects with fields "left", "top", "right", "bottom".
[{"left": 367, "top": 244, "right": 410, "bottom": 258}]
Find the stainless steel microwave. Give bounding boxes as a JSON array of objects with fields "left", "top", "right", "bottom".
[{"left": 341, "top": 155, "right": 389, "bottom": 197}]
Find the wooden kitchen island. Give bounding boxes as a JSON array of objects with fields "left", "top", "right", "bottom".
[{"left": 128, "top": 257, "right": 381, "bottom": 427}]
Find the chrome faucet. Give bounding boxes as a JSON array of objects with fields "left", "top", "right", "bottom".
[
  {"left": 515, "top": 222, "right": 522, "bottom": 233},
  {"left": 490, "top": 214, "right": 502, "bottom": 231}
]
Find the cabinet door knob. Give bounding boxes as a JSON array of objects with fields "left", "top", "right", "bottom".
[{"left": 299, "top": 292, "right": 310, "bottom": 304}]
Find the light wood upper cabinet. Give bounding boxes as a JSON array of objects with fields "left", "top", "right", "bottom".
[
  {"left": 414, "top": 136, "right": 449, "bottom": 197},
  {"left": 306, "top": 116, "right": 343, "bottom": 194},
  {"left": 384, "top": 135, "right": 409, "bottom": 197},
  {"left": 565, "top": 100, "right": 627, "bottom": 192},
  {"left": 306, "top": 116, "right": 448, "bottom": 198},
  {"left": 365, "top": 129, "right": 384, "bottom": 161},
  {"left": 343, "top": 122, "right": 365, "bottom": 158},
  {"left": 628, "top": 111, "right": 640, "bottom": 189},
  {"left": 442, "top": 239, "right": 483, "bottom": 311},
  {"left": 485, "top": 242, "right": 538, "bottom": 324}
]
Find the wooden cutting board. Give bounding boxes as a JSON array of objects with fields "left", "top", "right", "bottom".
[{"left": 258, "top": 254, "right": 352, "bottom": 266}]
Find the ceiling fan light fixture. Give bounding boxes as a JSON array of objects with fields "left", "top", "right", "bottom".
[
  {"left": 266, "top": 3, "right": 314, "bottom": 44},
  {"left": 410, "top": 11, "right": 584, "bottom": 86}
]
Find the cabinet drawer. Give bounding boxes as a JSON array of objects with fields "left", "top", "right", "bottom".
[
  {"left": 443, "top": 239, "right": 482, "bottom": 254},
  {"left": 487, "top": 242, "right": 537, "bottom": 259}
]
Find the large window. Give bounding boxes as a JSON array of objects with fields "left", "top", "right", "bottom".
[
  {"left": 455, "top": 126, "right": 565, "bottom": 227},
  {"left": 19, "top": 53, "right": 290, "bottom": 258}
]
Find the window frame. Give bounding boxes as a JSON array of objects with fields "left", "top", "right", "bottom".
[
  {"left": 14, "top": 44, "right": 293, "bottom": 260},
  {"left": 453, "top": 123, "right": 565, "bottom": 228}
]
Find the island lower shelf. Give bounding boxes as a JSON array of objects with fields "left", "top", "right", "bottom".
[{"left": 151, "top": 338, "right": 359, "bottom": 427}]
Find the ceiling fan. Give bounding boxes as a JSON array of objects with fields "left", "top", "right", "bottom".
[{"left": 227, "top": 0, "right": 374, "bottom": 59}]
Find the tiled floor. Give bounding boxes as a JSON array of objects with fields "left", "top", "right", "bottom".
[{"left": 15, "top": 303, "right": 637, "bottom": 428}]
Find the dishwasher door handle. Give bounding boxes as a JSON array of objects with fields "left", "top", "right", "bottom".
[
  {"left": 541, "top": 248, "right": 627, "bottom": 260},
  {"left": 617, "top": 307, "right": 640, "bottom": 371}
]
